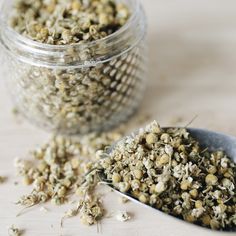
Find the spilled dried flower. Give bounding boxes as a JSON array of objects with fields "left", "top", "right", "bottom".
[
  {"left": 14, "top": 130, "right": 122, "bottom": 225},
  {"left": 8, "top": 225, "right": 23, "bottom": 236},
  {"left": 115, "top": 211, "right": 131, "bottom": 222},
  {"left": 0, "top": 176, "right": 7, "bottom": 184}
]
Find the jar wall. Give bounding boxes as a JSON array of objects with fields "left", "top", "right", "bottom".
[{"left": 4, "top": 39, "right": 147, "bottom": 134}]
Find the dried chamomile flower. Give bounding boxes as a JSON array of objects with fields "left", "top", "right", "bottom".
[
  {"left": 16, "top": 193, "right": 41, "bottom": 207},
  {"left": 15, "top": 130, "right": 122, "bottom": 218},
  {"left": 79, "top": 196, "right": 104, "bottom": 225},
  {"left": 205, "top": 174, "right": 218, "bottom": 186},
  {"left": 0, "top": 176, "right": 7, "bottom": 184},
  {"left": 8, "top": 225, "right": 23, "bottom": 236},
  {"left": 95, "top": 120, "right": 236, "bottom": 231},
  {"left": 115, "top": 211, "right": 131, "bottom": 222}
]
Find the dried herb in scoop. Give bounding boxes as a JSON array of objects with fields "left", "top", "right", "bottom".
[{"left": 95, "top": 121, "right": 236, "bottom": 231}]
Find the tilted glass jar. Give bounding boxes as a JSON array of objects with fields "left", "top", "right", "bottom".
[{"left": 0, "top": 0, "right": 147, "bottom": 135}]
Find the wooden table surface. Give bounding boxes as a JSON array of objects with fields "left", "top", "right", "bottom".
[{"left": 1, "top": 0, "right": 236, "bottom": 235}]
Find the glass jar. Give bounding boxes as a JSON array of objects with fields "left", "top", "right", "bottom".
[{"left": 0, "top": 0, "right": 147, "bottom": 135}]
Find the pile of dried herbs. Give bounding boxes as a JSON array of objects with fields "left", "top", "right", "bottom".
[
  {"left": 94, "top": 121, "right": 236, "bottom": 231},
  {"left": 14, "top": 131, "right": 122, "bottom": 225},
  {"left": 11, "top": 0, "right": 130, "bottom": 45}
]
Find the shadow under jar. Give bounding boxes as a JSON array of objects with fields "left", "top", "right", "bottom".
[{"left": 0, "top": 0, "right": 147, "bottom": 135}]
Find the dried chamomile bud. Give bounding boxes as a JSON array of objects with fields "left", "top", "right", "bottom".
[
  {"left": 210, "top": 219, "right": 220, "bottom": 230},
  {"left": 180, "top": 178, "right": 192, "bottom": 190},
  {"left": 131, "top": 179, "right": 140, "bottom": 190},
  {"left": 118, "top": 182, "right": 131, "bottom": 193},
  {"left": 0, "top": 176, "right": 7, "bottom": 184},
  {"left": 195, "top": 200, "right": 203, "bottom": 209},
  {"left": 115, "top": 211, "right": 131, "bottom": 222},
  {"left": 133, "top": 169, "right": 143, "bottom": 179},
  {"left": 146, "top": 133, "right": 158, "bottom": 145},
  {"left": 22, "top": 176, "right": 33, "bottom": 186},
  {"left": 79, "top": 197, "right": 104, "bottom": 226},
  {"left": 70, "top": 157, "right": 80, "bottom": 169},
  {"left": 8, "top": 225, "right": 23, "bottom": 236},
  {"left": 207, "top": 165, "right": 217, "bottom": 174},
  {"left": 155, "top": 182, "right": 166, "bottom": 194},
  {"left": 147, "top": 121, "right": 162, "bottom": 134},
  {"left": 189, "top": 189, "right": 198, "bottom": 198},
  {"left": 202, "top": 215, "right": 211, "bottom": 226},
  {"left": 205, "top": 174, "right": 218, "bottom": 186},
  {"left": 159, "top": 154, "right": 170, "bottom": 165},
  {"left": 112, "top": 173, "right": 122, "bottom": 183},
  {"left": 222, "top": 178, "right": 234, "bottom": 190},
  {"left": 138, "top": 193, "right": 149, "bottom": 203},
  {"left": 160, "top": 133, "right": 171, "bottom": 143}
]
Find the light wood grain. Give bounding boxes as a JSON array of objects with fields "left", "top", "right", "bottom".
[{"left": 1, "top": 1, "right": 236, "bottom": 235}]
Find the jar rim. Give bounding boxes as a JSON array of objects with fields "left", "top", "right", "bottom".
[{"left": 0, "top": 0, "right": 146, "bottom": 68}]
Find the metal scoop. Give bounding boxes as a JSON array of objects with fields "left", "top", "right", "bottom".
[{"left": 104, "top": 128, "right": 236, "bottom": 233}]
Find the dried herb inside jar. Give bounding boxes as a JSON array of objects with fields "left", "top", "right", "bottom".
[
  {"left": 11, "top": 0, "right": 130, "bottom": 45},
  {"left": 8, "top": 0, "right": 144, "bottom": 134},
  {"left": 95, "top": 121, "right": 236, "bottom": 231}
]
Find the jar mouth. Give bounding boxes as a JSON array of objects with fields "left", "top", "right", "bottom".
[{"left": 0, "top": 0, "right": 146, "bottom": 68}]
